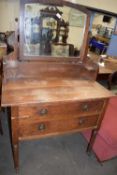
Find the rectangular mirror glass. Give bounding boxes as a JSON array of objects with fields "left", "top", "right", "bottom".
[{"left": 23, "top": 3, "right": 86, "bottom": 58}]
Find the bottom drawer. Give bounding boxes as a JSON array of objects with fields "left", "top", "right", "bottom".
[{"left": 19, "top": 115, "right": 99, "bottom": 138}]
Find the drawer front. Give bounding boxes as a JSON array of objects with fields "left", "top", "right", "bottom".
[
  {"left": 19, "top": 100, "right": 104, "bottom": 120},
  {"left": 19, "top": 115, "right": 99, "bottom": 138}
]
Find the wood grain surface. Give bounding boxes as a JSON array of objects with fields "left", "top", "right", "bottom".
[{"left": 2, "top": 79, "right": 113, "bottom": 106}]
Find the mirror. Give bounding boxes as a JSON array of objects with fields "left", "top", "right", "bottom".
[{"left": 23, "top": 3, "right": 87, "bottom": 58}]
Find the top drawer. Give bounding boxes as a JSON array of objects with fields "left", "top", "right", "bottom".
[{"left": 18, "top": 99, "right": 105, "bottom": 120}]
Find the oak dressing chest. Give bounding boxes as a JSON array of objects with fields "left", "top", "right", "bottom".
[{"left": 1, "top": 0, "right": 113, "bottom": 172}]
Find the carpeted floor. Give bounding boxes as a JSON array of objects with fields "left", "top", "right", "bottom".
[{"left": 0, "top": 111, "right": 117, "bottom": 175}]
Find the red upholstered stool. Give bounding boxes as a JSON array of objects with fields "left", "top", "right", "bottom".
[{"left": 83, "top": 97, "right": 117, "bottom": 162}]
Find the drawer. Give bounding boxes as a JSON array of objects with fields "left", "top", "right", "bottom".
[
  {"left": 18, "top": 100, "right": 104, "bottom": 120},
  {"left": 19, "top": 115, "right": 99, "bottom": 138}
]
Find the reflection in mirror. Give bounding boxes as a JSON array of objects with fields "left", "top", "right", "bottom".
[
  {"left": 88, "top": 13, "right": 116, "bottom": 60},
  {"left": 24, "top": 4, "right": 86, "bottom": 57}
]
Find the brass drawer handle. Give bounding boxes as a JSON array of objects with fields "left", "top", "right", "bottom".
[
  {"left": 82, "top": 104, "right": 89, "bottom": 112},
  {"left": 38, "top": 123, "right": 46, "bottom": 131},
  {"left": 38, "top": 109, "right": 48, "bottom": 116},
  {"left": 78, "top": 118, "right": 86, "bottom": 125}
]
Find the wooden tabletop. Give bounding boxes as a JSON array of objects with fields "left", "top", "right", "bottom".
[
  {"left": 1, "top": 78, "right": 113, "bottom": 107},
  {"left": 89, "top": 53, "right": 117, "bottom": 74},
  {"left": 99, "top": 57, "right": 117, "bottom": 74},
  {"left": 95, "top": 35, "right": 109, "bottom": 44}
]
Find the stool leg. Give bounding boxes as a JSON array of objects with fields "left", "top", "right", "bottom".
[{"left": 0, "top": 116, "right": 3, "bottom": 135}]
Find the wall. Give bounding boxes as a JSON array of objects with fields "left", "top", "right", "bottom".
[
  {"left": 61, "top": 6, "right": 85, "bottom": 49},
  {"left": 92, "top": 14, "right": 116, "bottom": 36},
  {"left": 93, "top": 15, "right": 116, "bottom": 28},
  {"left": 69, "top": 0, "right": 117, "bottom": 14},
  {"left": 0, "top": 0, "right": 20, "bottom": 32}
]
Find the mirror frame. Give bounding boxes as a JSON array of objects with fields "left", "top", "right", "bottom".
[{"left": 20, "top": 0, "right": 91, "bottom": 62}]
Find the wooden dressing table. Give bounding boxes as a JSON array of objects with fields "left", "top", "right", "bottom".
[{"left": 1, "top": 0, "right": 113, "bottom": 172}]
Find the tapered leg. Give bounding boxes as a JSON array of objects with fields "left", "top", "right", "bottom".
[
  {"left": 86, "top": 129, "right": 97, "bottom": 154},
  {"left": 10, "top": 107, "right": 19, "bottom": 173},
  {"left": 12, "top": 142, "right": 19, "bottom": 173}
]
